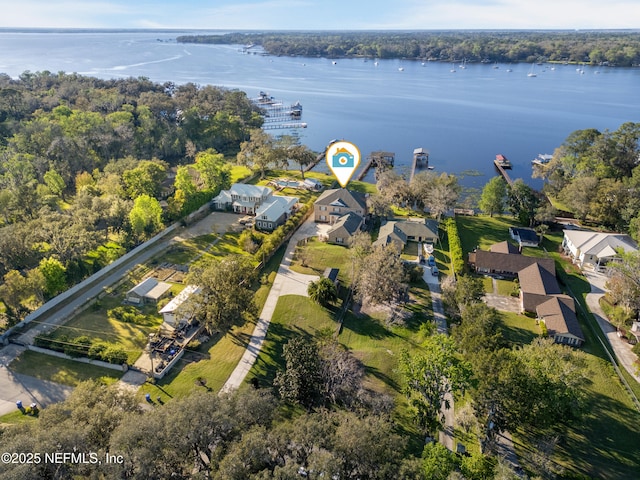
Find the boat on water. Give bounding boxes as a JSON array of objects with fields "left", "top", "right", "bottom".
[
  {"left": 527, "top": 63, "right": 537, "bottom": 77},
  {"left": 495, "top": 154, "right": 512, "bottom": 169},
  {"left": 531, "top": 153, "right": 553, "bottom": 166}
]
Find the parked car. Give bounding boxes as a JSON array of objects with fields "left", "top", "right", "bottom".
[
  {"left": 432, "top": 266, "right": 439, "bottom": 276},
  {"left": 427, "top": 255, "right": 436, "bottom": 267}
]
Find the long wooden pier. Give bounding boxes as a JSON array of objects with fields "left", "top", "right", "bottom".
[
  {"left": 493, "top": 159, "right": 513, "bottom": 185},
  {"left": 355, "top": 151, "right": 394, "bottom": 181}
]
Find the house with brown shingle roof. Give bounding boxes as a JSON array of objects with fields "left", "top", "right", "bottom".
[
  {"left": 518, "top": 262, "right": 561, "bottom": 312},
  {"left": 536, "top": 296, "right": 584, "bottom": 347},
  {"left": 469, "top": 244, "right": 555, "bottom": 279},
  {"left": 489, "top": 240, "right": 520, "bottom": 255}
]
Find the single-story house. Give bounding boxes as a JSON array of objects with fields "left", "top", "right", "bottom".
[
  {"left": 255, "top": 195, "right": 299, "bottom": 231},
  {"left": 212, "top": 184, "right": 273, "bottom": 214},
  {"left": 509, "top": 227, "right": 540, "bottom": 247},
  {"left": 159, "top": 285, "right": 201, "bottom": 329},
  {"left": 518, "top": 262, "right": 561, "bottom": 312},
  {"left": 373, "top": 218, "right": 439, "bottom": 248},
  {"left": 536, "top": 295, "right": 584, "bottom": 347},
  {"left": 562, "top": 230, "right": 638, "bottom": 270},
  {"left": 326, "top": 212, "right": 363, "bottom": 245},
  {"left": 126, "top": 278, "right": 172, "bottom": 305},
  {"left": 314, "top": 188, "right": 367, "bottom": 224},
  {"left": 469, "top": 242, "right": 555, "bottom": 279}
]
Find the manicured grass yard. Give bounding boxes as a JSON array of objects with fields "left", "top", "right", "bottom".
[
  {"left": 290, "top": 238, "right": 354, "bottom": 286},
  {"left": 247, "top": 295, "right": 339, "bottom": 384},
  {"left": 9, "top": 350, "right": 123, "bottom": 386},
  {"left": 455, "top": 214, "right": 520, "bottom": 258},
  {"left": 496, "top": 310, "right": 540, "bottom": 346},
  {"left": 496, "top": 278, "right": 517, "bottom": 297}
]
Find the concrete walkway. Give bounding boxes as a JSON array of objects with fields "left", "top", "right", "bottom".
[
  {"left": 421, "top": 265, "right": 447, "bottom": 335},
  {"left": 583, "top": 270, "right": 640, "bottom": 383},
  {"left": 220, "top": 217, "right": 330, "bottom": 393}
]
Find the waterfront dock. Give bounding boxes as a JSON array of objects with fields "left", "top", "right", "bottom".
[
  {"left": 410, "top": 147, "right": 429, "bottom": 182},
  {"left": 355, "top": 151, "right": 394, "bottom": 181},
  {"left": 493, "top": 158, "right": 513, "bottom": 186}
]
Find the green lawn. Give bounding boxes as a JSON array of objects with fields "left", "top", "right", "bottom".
[
  {"left": 247, "top": 295, "right": 339, "bottom": 384},
  {"left": 230, "top": 165, "right": 253, "bottom": 183},
  {"left": 0, "top": 409, "right": 40, "bottom": 426},
  {"left": 246, "top": 291, "right": 432, "bottom": 454},
  {"left": 9, "top": 350, "right": 123, "bottom": 386},
  {"left": 496, "top": 278, "right": 517, "bottom": 297},
  {"left": 44, "top": 294, "right": 164, "bottom": 365},
  {"left": 290, "top": 238, "right": 354, "bottom": 286},
  {"left": 455, "top": 215, "right": 520, "bottom": 256},
  {"left": 496, "top": 310, "right": 540, "bottom": 347}
]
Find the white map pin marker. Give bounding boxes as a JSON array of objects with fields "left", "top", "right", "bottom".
[{"left": 326, "top": 141, "right": 361, "bottom": 188}]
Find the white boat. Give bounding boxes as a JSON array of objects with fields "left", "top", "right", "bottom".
[
  {"left": 398, "top": 67, "right": 404, "bottom": 72},
  {"left": 532, "top": 153, "right": 553, "bottom": 165},
  {"left": 527, "top": 64, "right": 537, "bottom": 77}
]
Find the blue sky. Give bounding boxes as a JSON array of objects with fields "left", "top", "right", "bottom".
[{"left": 1, "top": 0, "right": 639, "bottom": 29}]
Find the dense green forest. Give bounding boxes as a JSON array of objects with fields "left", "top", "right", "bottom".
[
  {"left": 177, "top": 30, "right": 640, "bottom": 66},
  {"left": 0, "top": 71, "right": 263, "bottom": 324},
  {"left": 534, "top": 122, "right": 640, "bottom": 237}
]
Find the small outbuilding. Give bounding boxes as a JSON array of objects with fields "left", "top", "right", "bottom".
[
  {"left": 159, "top": 285, "right": 201, "bottom": 329},
  {"left": 509, "top": 227, "right": 540, "bottom": 247},
  {"left": 126, "top": 278, "right": 172, "bottom": 305}
]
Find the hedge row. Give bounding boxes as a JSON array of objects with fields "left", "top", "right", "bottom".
[
  {"left": 253, "top": 199, "right": 314, "bottom": 263},
  {"left": 446, "top": 218, "right": 464, "bottom": 275},
  {"left": 33, "top": 333, "right": 128, "bottom": 365}
]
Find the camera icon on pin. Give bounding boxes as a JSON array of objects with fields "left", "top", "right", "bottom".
[{"left": 332, "top": 148, "right": 355, "bottom": 168}]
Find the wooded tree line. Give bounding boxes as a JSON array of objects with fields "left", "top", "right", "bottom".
[
  {"left": 534, "top": 122, "right": 640, "bottom": 238},
  {"left": 0, "top": 72, "right": 263, "bottom": 324},
  {"left": 178, "top": 31, "right": 640, "bottom": 66}
]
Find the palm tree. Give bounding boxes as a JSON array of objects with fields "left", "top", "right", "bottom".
[{"left": 307, "top": 277, "right": 337, "bottom": 307}]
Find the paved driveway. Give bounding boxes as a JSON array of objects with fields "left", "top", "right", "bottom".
[
  {"left": 583, "top": 270, "right": 640, "bottom": 383},
  {"left": 220, "top": 217, "right": 330, "bottom": 393},
  {"left": 0, "top": 344, "right": 73, "bottom": 416}
]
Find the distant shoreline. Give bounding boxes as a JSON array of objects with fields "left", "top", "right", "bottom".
[{"left": 177, "top": 31, "right": 640, "bottom": 67}]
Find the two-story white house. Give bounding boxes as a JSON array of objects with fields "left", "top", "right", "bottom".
[{"left": 212, "top": 184, "right": 273, "bottom": 214}]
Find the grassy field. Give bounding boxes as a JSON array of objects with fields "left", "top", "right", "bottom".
[
  {"left": 0, "top": 409, "right": 40, "bottom": 426},
  {"left": 455, "top": 214, "right": 519, "bottom": 257},
  {"left": 246, "top": 289, "right": 434, "bottom": 453},
  {"left": 9, "top": 350, "right": 123, "bottom": 386}
]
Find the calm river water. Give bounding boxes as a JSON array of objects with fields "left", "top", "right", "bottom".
[{"left": 1, "top": 29, "right": 639, "bottom": 190}]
